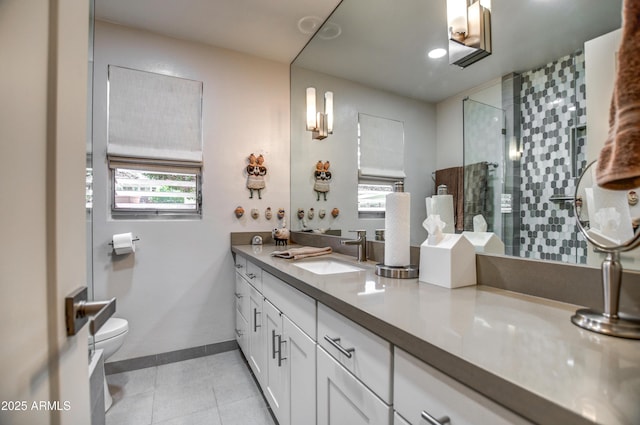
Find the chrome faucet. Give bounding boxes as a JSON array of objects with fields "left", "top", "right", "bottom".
[{"left": 341, "top": 230, "right": 367, "bottom": 262}]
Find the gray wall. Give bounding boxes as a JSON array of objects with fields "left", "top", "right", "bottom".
[
  {"left": 291, "top": 67, "right": 437, "bottom": 246},
  {"left": 93, "top": 21, "right": 291, "bottom": 362}
]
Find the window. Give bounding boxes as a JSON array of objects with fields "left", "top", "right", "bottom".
[
  {"left": 357, "top": 114, "right": 405, "bottom": 217},
  {"left": 112, "top": 166, "right": 201, "bottom": 214},
  {"left": 357, "top": 183, "right": 393, "bottom": 218},
  {"left": 107, "top": 66, "right": 203, "bottom": 217}
]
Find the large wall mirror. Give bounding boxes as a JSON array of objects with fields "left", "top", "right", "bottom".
[{"left": 290, "top": 0, "right": 632, "bottom": 268}]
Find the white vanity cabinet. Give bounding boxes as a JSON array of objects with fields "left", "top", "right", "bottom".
[
  {"left": 317, "top": 303, "right": 392, "bottom": 404},
  {"left": 394, "top": 348, "right": 533, "bottom": 425},
  {"left": 394, "top": 412, "right": 411, "bottom": 425},
  {"left": 233, "top": 256, "right": 317, "bottom": 425},
  {"left": 234, "top": 270, "right": 250, "bottom": 353},
  {"left": 263, "top": 299, "right": 316, "bottom": 425},
  {"left": 247, "top": 283, "right": 266, "bottom": 388},
  {"left": 317, "top": 303, "right": 392, "bottom": 425},
  {"left": 317, "top": 346, "right": 391, "bottom": 425}
]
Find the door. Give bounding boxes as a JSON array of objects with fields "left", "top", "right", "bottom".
[
  {"left": 248, "top": 285, "right": 266, "bottom": 387},
  {"left": 317, "top": 347, "right": 391, "bottom": 425},
  {"left": 284, "top": 315, "right": 316, "bottom": 425},
  {"left": 264, "top": 301, "right": 288, "bottom": 425},
  {"left": 0, "top": 1, "right": 91, "bottom": 424}
]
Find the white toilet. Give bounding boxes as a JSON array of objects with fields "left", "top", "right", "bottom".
[{"left": 93, "top": 317, "right": 128, "bottom": 411}]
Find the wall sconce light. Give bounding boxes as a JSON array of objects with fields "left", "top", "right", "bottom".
[
  {"left": 306, "top": 87, "right": 333, "bottom": 140},
  {"left": 447, "top": 0, "right": 492, "bottom": 68}
]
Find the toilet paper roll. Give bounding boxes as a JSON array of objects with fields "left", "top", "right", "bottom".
[
  {"left": 112, "top": 232, "right": 135, "bottom": 255},
  {"left": 385, "top": 191, "right": 411, "bottom": 266},
  {"left": 426, "top": 195, "right": 455, "bottom": 234}
]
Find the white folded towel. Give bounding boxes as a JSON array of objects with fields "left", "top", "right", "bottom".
[{"left": 271, "top": 246, "right": 332, "bottom": 260}]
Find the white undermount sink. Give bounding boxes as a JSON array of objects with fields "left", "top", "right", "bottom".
[{"left": 292, "top": 259, "right": 364, "bottom": 275}]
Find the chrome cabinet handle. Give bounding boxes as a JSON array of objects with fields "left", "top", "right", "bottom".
[
  {"left": 247, "top": 272, "right": 256, "bottom": 279},
  {"left": 271, "top": 329, "right": 278, "bottom": 359},
  {"left": 234, "top": 292, "right": 243, "bottom": 299},
  {"left": 421, "top": 410, "right": 450, "bottom": 425},
  {"left": 235, "top": 264, "right": 243, "bottom": 269},
  {"left": 235, "top": 329, "right": 243, "bottom": 337},
  {"left": 253, "top": 308, "right": 261, "bottom": 331},
  {"left": 277, "top": 334, "right": 286, "bottom": 367},
  {"left": 324, "top": 335, "right": 355, "bottom": 358}
]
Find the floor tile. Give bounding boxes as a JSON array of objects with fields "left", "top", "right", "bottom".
[
  {"left": 106, "top": 390, "right": 154, "bottom": 425},
  {"left": 106, "top": 350, "right": 274, "bottom": 425},
  {"left": 155, "top": 356, "right": 215, "bottom": 388},
  {"left": 107, "top": 366, "right": 157, "bottom": 401},
  {"left": 152, "top": 380, "right": 217, "bottom": 423},
  {"left": 152, "top": 407, "right": 222, "bottom": 425},
  {"left": 217, "top": 395, "right": 275, "bottom": 425}
]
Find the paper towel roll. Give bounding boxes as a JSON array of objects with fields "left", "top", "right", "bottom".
[
  {"left": 385, "top": 191, "right": 411, "bottom": 266},
  {"left": 112, "top": 232, "right": 135, "bottom": 255},
  {"left": 426, "top": 195, "right": 455, "bottom": 234}
]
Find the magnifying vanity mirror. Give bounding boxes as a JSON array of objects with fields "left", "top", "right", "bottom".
[
  {"left": 290, "top": 0, "right": 633, "bottom": 270},
  {"left": 572, "top": 161, "right": 640, "bottom": 338}
]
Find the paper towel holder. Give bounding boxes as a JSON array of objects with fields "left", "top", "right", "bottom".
[{"left": 375, "top": 263, "right": 419, "bottom": 279}]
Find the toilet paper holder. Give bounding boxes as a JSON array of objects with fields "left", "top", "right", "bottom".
[{"left": 108, "top": 236, "right": 140, "bottom": 246}]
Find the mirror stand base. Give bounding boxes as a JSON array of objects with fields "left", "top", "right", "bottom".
[{"left": 571, "top": 308, "right": 640, "bottom": 339}]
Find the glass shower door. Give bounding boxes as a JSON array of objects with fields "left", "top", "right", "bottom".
[{"left": 463, "top": 98, "right": 506, "bottom": 239}]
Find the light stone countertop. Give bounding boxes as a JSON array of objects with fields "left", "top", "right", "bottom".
[{"left": 232, "top": 244, "right": 640, "bottom": 425}]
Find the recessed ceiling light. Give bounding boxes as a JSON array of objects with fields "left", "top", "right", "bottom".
[
  {"left": 298, "top": 16, "right": 323, "bottom": 35},
  {"left": 428, "top": 48, "right": 447, "bottom": 59}
]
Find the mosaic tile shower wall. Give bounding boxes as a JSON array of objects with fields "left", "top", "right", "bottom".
[{"left": 519, "top": 51, "right": 588, "bottom": 264}]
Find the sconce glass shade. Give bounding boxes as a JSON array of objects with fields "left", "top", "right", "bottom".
[
  {"left": 447, "top": 0, "right": 467, "bottom": 40},
  {"left": 306, "top": 87, "right": 317, "bottom": 130},
  {"left": 447, "top": 0, "right": 492, "bottom": 68},
  {"left": 325, "top": 91, "right": 333, "bottom": 134}
]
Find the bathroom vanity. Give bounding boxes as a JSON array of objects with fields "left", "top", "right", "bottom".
[{"left": 231, "top": 243, "right": 640, "bottom": 425}]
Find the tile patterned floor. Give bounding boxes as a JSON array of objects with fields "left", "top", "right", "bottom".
[{"left": 105, "top": 350, "right": 276, "bottom": 425}]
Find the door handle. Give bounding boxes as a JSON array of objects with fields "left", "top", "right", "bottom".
[{"left": 65, "top": 287, "right": 116, "bottom": 336}]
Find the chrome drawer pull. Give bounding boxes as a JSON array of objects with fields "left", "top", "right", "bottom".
[
  {"left": 235, "top": 264, "right": 243, "bottom": 269},
  {"left": 272, "top": 329, "right": 278, "bottom": 359},
  {"left": 324, "top": 335, "right": 355, "bottom": 358},
  {"left": 253, "top": 308, "right": 261, "bottom": 331},
  {"left": 247, "top": 272, "right": 256, "bottom": 279},
  {"left": 421, "top": 410, "right": 450, "bottom": 425},
  {"left": 277, "top": 334, "right": 287, "bottom": 367}
]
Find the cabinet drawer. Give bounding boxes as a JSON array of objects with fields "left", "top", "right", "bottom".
[
  {"left": 263, "top": 272, "right": 316, "bottom": 340},
  {"left": 317, "top": 347, "right": 391, "bottom": 425},
  {"left": 234, "top": 254, "right": 247, "bottom": 274},
  {"left": 245, "top": 259, "right": 262, "bottom": 291},
  {"left": 234, "top": 273, "right": 250, "bottom": 321},
  {"left": 317, "top": 303, "right": 392, "bottom": 404},
  {"left": 394, "top": 348, "right": 533, "bottom": 425}
]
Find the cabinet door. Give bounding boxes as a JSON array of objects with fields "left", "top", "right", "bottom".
[
  {"left": 317, "top": 347, "right": 391, "bottom": 425},
  {"left": 284, "top": 315, "right": 316, "bottom": 425},
  {"left": 248, "top": 284, "right": 266, "bottom": 387},
  {"left": 235, "top": 272, "right": 250, "bottom": 321},
  {"left": 393, "top": 412, "right": 411, "bottom": 425},
  {"left": 235, "top": 308, "right": 248, "bottom": 354},
  {"left": 264, "top": 300, "right": 289, "bottom": 425}
]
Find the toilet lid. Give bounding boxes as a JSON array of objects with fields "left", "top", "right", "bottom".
[{"left": 94, "top": 318, "right": 128, "bottom": 343}]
